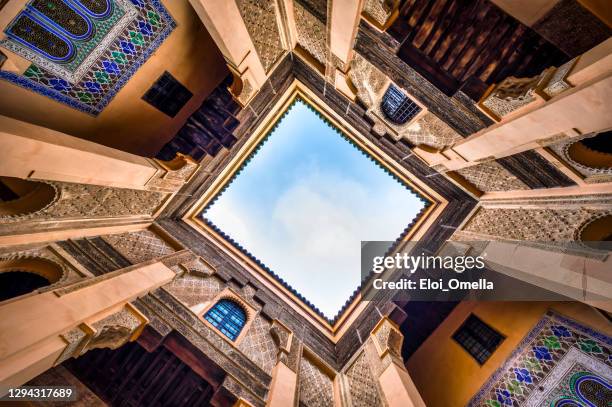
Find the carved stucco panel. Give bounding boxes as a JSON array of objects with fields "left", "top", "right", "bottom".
[
  {"left": 457, "top": 161, "right": 529, "bottom": 192},
  {"left": 345, "top": 351, "right": 384, "bottom": 407},
  {"left": 102, "top": 230, "right": 175, "bottom": 264},
  {"left": 401, "top": 111, "right": 462, "bottom": 148},
  {"left": 363, "top": 0, "right": 395, "bottom": 28},
  {"left": 461, "top": 207, "right": 612, "bottom": 241},
  {"left": 294, "top": 1, "right": 327, "bottom": 65},
  {"left": 549, "top": 133, "right": 612, "bottom": 183},
  {"left": 0, "top": 246, "right": 83, "bottom": 291},
  {"left": 163, "top": 274, "right": 224, "bottom": 308},
  {"left": 349, "top": 53, "right": 388, "bottom": 108},
  {"left": 299, "top": 356, "right": 335, "bottom": 407},
  {"left": 236, "top": 0, "right": 285, "bottom": 72},
  {"left": 237, "top": 314, "right": 278, "bottom": 375},
  {"left": 0, "top": 181, "right": 165, "bottom": 223},
  {"left": 350, "top": 53, "right": 460, "bottom": 148}
]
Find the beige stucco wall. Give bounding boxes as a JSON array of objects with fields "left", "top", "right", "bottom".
[
  {"left": 0, "top": 0, "right": 228, "bottom": 156},
  {"left": 406, "top": 301, "right": 612, "bottom": 407}
]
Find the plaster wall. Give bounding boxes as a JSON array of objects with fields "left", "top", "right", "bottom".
[
  {"left": 406, "top": 301, "right": 611, "bottom": 407},
  {"left": 0, "top": 0, "right": 228, "bottom": 156}
]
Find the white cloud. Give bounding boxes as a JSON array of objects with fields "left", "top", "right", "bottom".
[
  {"left": 209, "top": 170, "right": 421, "bottom": 318},
  {"left": 205, "top": 130, "right": 424, "bottom": 318}
]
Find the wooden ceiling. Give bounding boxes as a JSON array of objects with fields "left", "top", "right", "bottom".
[
  {"left": 66, "top": 340, "right": 216, "bottom": 407},
  {"left": 388, "top": 0, "right": 568, "bottom": 98}
]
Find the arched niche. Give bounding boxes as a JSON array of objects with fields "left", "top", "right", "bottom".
[
  {"left": 0, "top": 257, "right": 64, "bottom": 301},
  {"left": 577, "top": 214, "right": 612, "bottom": 252},
  {"left": 579, "top": 215, "right": 612, "bottom": 242},
  {"left": 566, "top": 131, "right": 612, "bottom": 170},
  {"left": 0, "top": 177, "right": 57, "bottom": 218}
]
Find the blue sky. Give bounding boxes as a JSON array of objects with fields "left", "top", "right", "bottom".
[{"left": 203, "top": 101, "right": 425, "bottom": 319}]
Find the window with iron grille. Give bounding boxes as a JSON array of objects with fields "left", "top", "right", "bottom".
[
  {"left": 142, "top": 71, "right": 193, "bottom": 117},
  {"left": 381, "top": 85, "right": 422, "bottom": 125},
  {"left": 204, "top": 299, "right": 246, "bottom": 341},
  {"left": 452, "top": 314, "right": 504, "bottom": 364}
]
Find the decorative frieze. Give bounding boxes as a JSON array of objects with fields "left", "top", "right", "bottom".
[
  {"left": 236, "top": 0, "right": 285, "bottom": 73},
  {"left": 345, "top": 350, "right": 384, "bottom": 407},
  {"left": 299, "top": 356, "right": 335, "bottom": 407},
  {"left": 294, "top": 1, "right": 328, "bottom": 65},
  {"left": 102, "top": 230, "right": 175, "bottom": 265},
  {"left": 0, "top": 180, "right": 165, "bottom": 224},
  {"left": 460, "top": 207, "right": 612, "bottom": 242},
  {"left": 457, "top": 161, "right": 529, "bottom": 192}
]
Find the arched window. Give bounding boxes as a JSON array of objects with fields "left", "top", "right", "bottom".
[
  {"left": 381, "top": 85, "right": 422, "bottom": 125},
  {"left": 204, "top": 299, "right": 246, "bottom": 341},
  {"left": 0, "top": 256, "right": 64, "bottom": 302},
  {"left": 0, "top": 177, "right": 57, "bottom": 219},
  {"left": 0, "top": 271, "right": 50, "bottom": 302},
  {"left": 567, "top": 131, "right": 612, "bottom": 170},
  {"left": 578, "top": 214, "right": 612, "bottom": 251}
]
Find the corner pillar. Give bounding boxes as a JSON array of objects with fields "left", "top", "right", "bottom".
[
  {"left": 266, "top": 320, "right": 298, "bottom": 407},
  {"left": 370, "top": 317, "right": 426, "bottom": 407},
  {"left": 188, "top": 0, "right": 267, "bottom": 106},
  {"left": 0, "top": 115, "right": 198, "bottom": 193},
  {"left": 414, "top": 38, "right": 612, "bottom": 172},
  {"left": 0, "top": 254, "right": 181, "bottom": 390},
  {"left": 329, "top": 0, "right": 364, "bottom": 101}
]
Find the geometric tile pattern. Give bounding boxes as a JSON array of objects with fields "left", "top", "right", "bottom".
[
  {"left": 345, "top": 351, "right": 383, "bottom": 407},
  {"left": 0, "top": 181, "right": 165, "bottom": 223},
  {"left": 0, "top": 0, "right": 175, "bottom": 115},
  {"left": 238, "top": 314, "right": 278, "bottom": 375},
  {"left": 102, "top": 230, "right": 174, "bottom": 264},
  {"left": 468, "top": 310, "right": 612, "bottom": 406},
  {"left": 462, "top": 207, "right": 610, "bottom": 241},
  {"left": 294, "top": 1, "right": 327, "bottom": 65},
  {"left": 299, "top": 356, "right": 335, "bottom": 407},
  {"left": 236, "top": 0, "right": 284, "bottom": 73},
  {"left": 163, "top": 274, "right": 224, "bottom": 307},
  {"left": 363, "top": 0, "right": 394, "bottom": 27},
  {"left": 457, "top": 161, "right": 529, "bottom": 192}
]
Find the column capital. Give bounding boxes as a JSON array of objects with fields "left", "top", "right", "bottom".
[
  {"left": 370, "top": 316, "right": 404, "bottom": 361},
  {"left": 270, "top": 319, "right": 293, "bottom": 365}
]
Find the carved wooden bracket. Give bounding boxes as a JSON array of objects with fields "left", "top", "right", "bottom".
[
  {"left": 269, "top": 319, "right": 293, "bottom": 365},
  {"left": 55, "top": 302, "right": 148, "bottom": 365},
  {"left": 145, "top": 153, "right": 199, "bottom": 193},
  {"left": 478, "top": 57, "right": 578, "bottom": 122},
  {"left": 371, "top": 316, "right": 404, "bottom": 361}
]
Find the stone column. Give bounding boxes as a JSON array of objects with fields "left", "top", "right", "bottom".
[
  {"left": 0, "top": 254, "right": 182, "bottom": 390},
  {"left": 370, "top": 317, "right": 426, "bottom": 407},
  {"left": 414, "top": 38, "right": 612, "bottom": 172},
  {"left": 188, "top": 0, "right": 267, "bottom": 106},
  {"left": 329, "top": 0, "right": 365, "bottom": 101},
  {"left": 0, "top": 115, "right": 198, "bottom": 193},
  {"left": 266, "top": 320, "right": 298, "bottom": 407}
]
